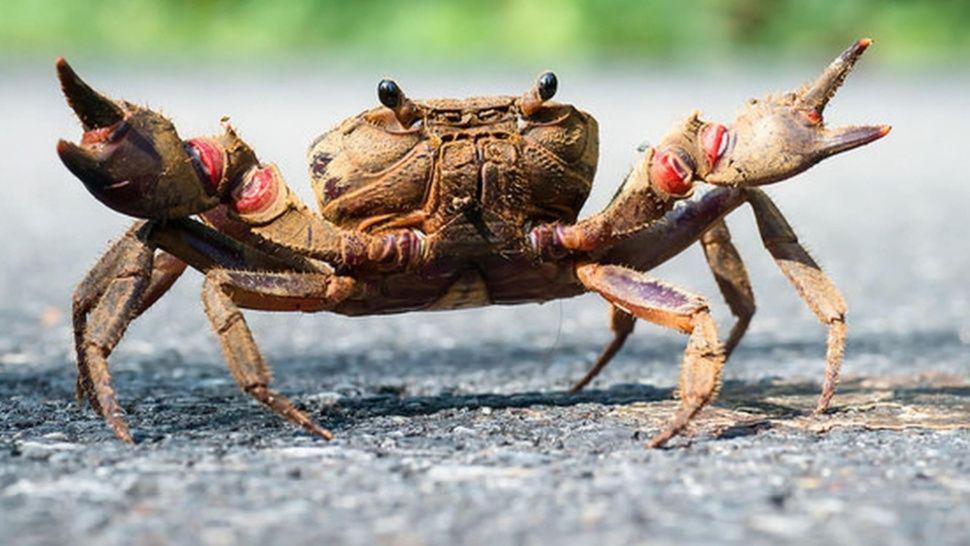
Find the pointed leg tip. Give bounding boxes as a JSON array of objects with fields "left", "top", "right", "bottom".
[
  {"left": 814, "top": 396, "right": 833, "bottom": 415},
  {"left": 312, "top": 425, "right": 335, "bottom": 441},
  {"left": 857, "top": 38, "right": 873, "bottom": 49},
  {"left": 646, "top": 429, "right": 673, "bottom": 449},
  {"left": 569, "top": 378, "right": 589, "bottom": 393},
  {"left": 878, "top": 124, "right": 892, "bottom": 137},
  {"left": 109, "top": 419, "right": 135, "bottom": 443}
]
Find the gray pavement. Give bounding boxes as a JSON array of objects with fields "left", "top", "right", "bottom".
[{"left": 1, "top": 60, "right": 968, "bottom": 546}]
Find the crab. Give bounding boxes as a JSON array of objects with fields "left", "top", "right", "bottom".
[{"left": 56, "top": 40, "right": 889, "bottom": 447}]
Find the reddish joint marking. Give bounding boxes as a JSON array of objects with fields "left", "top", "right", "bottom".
[
  {"left": 801, "top": 110, "right": 823, "bottom": 126},
  {"left": 232, "top": 166, "right": 278, "bottom": 214},
  {"left": 187, "top": 138, "right": 225, "bottom": 191},
  {"left": 649, "top": 149, "right": 693, "bottom": 196},
  {"left": 701, "top": 124, "right": 728, "bottom": 168}
]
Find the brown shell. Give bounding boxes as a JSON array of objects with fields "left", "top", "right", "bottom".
[{"left": 306, "top": 96, "right": 598, "bottom": 236}]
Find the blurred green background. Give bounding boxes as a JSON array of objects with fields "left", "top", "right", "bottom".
[{"left": 4, "top": 0, "right": 969, "bottom": 66}]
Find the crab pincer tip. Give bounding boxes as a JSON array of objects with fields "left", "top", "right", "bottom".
[
  {"left": 55, "top": 57, "right": 75, "bottom": 79},
  {"left": 55, "top": 139, "right": 71, "bottom": 155}
]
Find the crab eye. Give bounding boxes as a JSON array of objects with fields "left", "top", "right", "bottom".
[
  {"left": 378, "top": 79, "right": 402, "bottom": 108},
  {"left": 537, "top": 71, "right": 557, "bottom": 101}
]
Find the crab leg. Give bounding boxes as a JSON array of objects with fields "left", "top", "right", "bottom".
[
  {"left": 201, "top": 269, "right": 358, "bottom": 439},
  {"left": 72, "top": 222, "right": 155, "bottom": 442},
  {"left": 572, "top": 217, "right": 754, "bottom": 392},
  {"left": 576, "top": 263, "right": 725, "bottom": 447},
  {"left": 73, "top": 217, "right": 335, "bottom": 442},
  {"left": 745, "top": 191, "right": 846, "bottom": 414},
  {"left": 596, "top": 187, "right": 847, "bottom": 414},
  {"left": 136, "top": 251, "right": 189, "bottom": 314},
  {"left": 73, "top": 222, "right": 142, "bottom": 405},
  {"left": 569, "top": 305, "right": 635, "bottom": 393},
  {"left": 699, "top": 219, "right": 756, "bottom": 358}
]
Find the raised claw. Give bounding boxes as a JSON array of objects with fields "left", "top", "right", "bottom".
[
  {"left": 798, "top": 38, "right": 871, "bottom": 115},
  {"left": 56, "top": 58, "right": 226, "bottom": 219},
  {"left": 704, "top": 39, "right": 891, "bottom": 187}
]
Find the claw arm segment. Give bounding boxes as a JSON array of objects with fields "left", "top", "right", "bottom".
[
  {"left": 533, "top": 38, "right": 891, "bottom": 259},
  {"left": 531, "top": 147, "right": 685, "bottom": 257},
  {"left": 530, "top": 108, "right": 735, "bottom": 259},
  {"left": 225, "top": 165, "right": 423, "bottom": 272},
  {"left": 576, "top": 263, "right": 725, "bottom": 447},
  {"left": 144, "top": 218, "right": 313, "bottom": 274}
]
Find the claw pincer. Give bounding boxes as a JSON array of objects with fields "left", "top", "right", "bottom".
[{"left": 55, "top": 58, "right": 260, "bottom": 219}]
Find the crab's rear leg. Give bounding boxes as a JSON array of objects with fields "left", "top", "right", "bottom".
[
  {"left": 571, "top": 218, "right": 755, "bottom": 392},
  {"left": 201, "top": 269, "right": 358, "bottom": 439},
  {"left": 576, "top": 263, "right": 725, "bottom": 447}
]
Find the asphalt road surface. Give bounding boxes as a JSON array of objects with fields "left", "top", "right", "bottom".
[{"left": 1, "top": 60, "right": 968, "bottom": 546}]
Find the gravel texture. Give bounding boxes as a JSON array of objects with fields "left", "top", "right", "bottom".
[{"left": 1, "top": 61, "right": 968, "bottom": 546}]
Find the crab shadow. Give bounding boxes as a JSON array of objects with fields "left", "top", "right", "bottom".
[
  {"left": 317, "top": 377, "right": 970, "bottom": 445},
  {"left": 313, "top": 334, "right": 970, "bottom": 435},
  {"left": 2, "top": 330, "right": 966, "bottom": 442},
  {"left": 325, "top": 378, "right": 970, "bottom": 421}
]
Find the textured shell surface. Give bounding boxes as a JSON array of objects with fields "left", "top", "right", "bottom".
[{"left": 306, "top": 94, "right": 599, "bottom": 238}]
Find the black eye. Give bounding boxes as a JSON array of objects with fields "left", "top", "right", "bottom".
[
  {"left": 537, "top": 72, "right": 557, "bottom": 101},
  {"left": 378, "top": 79, "right": 402, "bottom": 108}
]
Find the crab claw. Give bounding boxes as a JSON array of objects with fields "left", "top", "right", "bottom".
[
  {"left": 56, "top": 58, "right": 224, "bottom": 219},
  {"left": 704, "top": 39, "right": 890, "bottom": 187}
]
